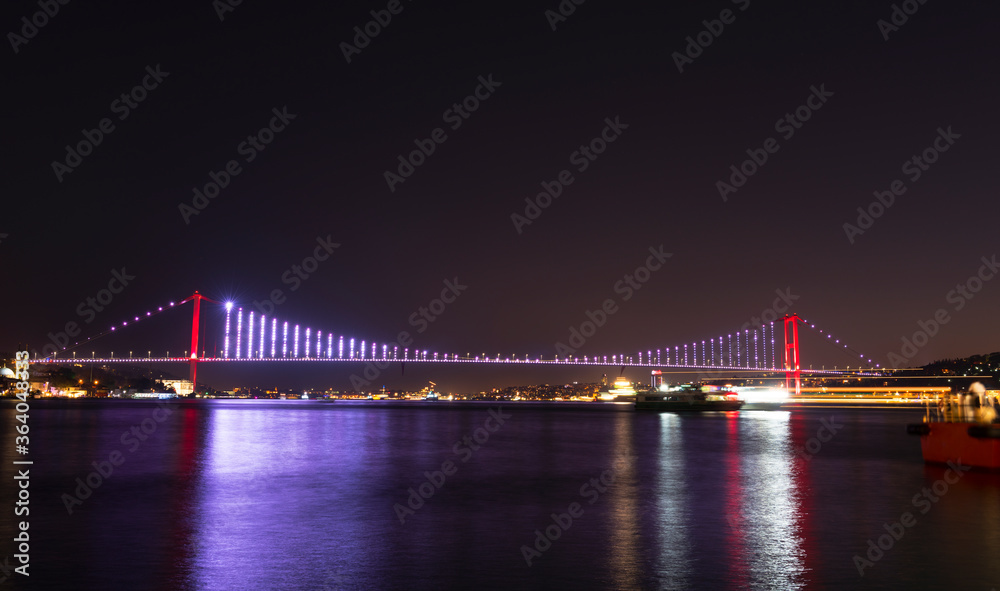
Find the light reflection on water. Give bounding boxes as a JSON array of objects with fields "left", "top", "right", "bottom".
[
  {"left": 9, "top": 399, "right": 1000, "bottom": 590},
  {"left": 736, "top": 411, "right": 807, "bottom": 589},
  {"left": 652, "top": 413, "right": 693, "bottom": 589}
]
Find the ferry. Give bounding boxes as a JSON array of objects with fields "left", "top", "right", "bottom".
[
  {"left": 907, "top": 383, "right": 1000, "bottom": 470},
  {"left": 636, "top": 382, "right": 743, "bottom": 412},
  {"left": 597, "top": 376, "right": 638, "bottom": 402}
]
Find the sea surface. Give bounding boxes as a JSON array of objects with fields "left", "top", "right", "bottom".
[{"left": 2, "top": 399, "right": 999, "bottom": 590}]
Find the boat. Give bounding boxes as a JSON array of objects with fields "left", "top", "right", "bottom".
[
  {"left": 636, "top": 382, "right": 744, "bottom": 412},
  {"left": 597, "top": 376, "right": 638, "bottom": 402},
  {"left": 907, "top": 383, "right": 1000, "bottom": 470}
]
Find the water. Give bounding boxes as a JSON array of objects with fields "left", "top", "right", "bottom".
[{"left": 2, "top": 399, "right": 999, "bottom": 590}]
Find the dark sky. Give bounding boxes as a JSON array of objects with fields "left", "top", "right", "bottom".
[{"left": 4, "top": 0, "right": 999, "bottom": 391}]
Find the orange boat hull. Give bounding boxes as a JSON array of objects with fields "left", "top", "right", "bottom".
[{"left": 920, "top": 422, "right": 1000, "bottom": 469}]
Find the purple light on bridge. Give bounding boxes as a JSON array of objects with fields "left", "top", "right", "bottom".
[
  {"left": 282, "top": 322, "right": 288, "bottom": 358},
  {"left": 248, "top": 312, "right": 255, "bottom": 359},
  {"left": 235, "top": 309, "right": 243, "bottom": 359},
  {"left": 305, "top": 328, "right": 311, "bottom": 358},
  {"left": 293, "top": 325, "right": 300, "bottom": 357},
  {"left": 338, "top": 336, "right": 344, "bottom": 359},
  {"left": 259, "top": 316, "right": 266, "bottom": 359},
  {"left": 271, "top": 318, "right": 277, "bottom": 358},
  {"left": 735, "top": 333, "right": 740, "bottom": 366},
  {"left": 744, "top": 329, "right": 750, "bottom": 368},
  {"left": 349, "top": 338, "right": 355, "bottom": 359},
  {"left": 327, "top": 334, "right": 333, "bottom": 358},
  {"left": 224, "top": 305, "right": 232, "bottom": 359},
  {"left": 770, "top": 323, "right": 775, "bottom": 368},
  {"left": 360, "top": 340, "right": 366, "bottom": 360},
  {"left": 316, "top": 331, "right": 322, "bottom": 360}
]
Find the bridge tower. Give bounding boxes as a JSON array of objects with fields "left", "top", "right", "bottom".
[
  {"left": 783, "top": 314, "right": 803, "bottom": 396},
  {"left": 181, "top": 291, "right": 217, "bottom": 395}
]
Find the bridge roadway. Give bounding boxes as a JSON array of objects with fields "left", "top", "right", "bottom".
[{"left": 25, "top": 356, "right": 882, "bottom": 376}]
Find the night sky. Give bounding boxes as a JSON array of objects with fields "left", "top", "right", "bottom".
[{"left": 4, "top": 0, "right": 999, "bottom": 391}]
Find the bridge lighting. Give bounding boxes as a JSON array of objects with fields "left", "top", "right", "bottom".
[
  {"left": 754, "top": 330, "right": 759, "bottom": 368},
  {"left": 282, "top": 322, "right": 289, "bottom": 357},
  {"left": 272, "top": 318, "right": 278, "bottom": 357},
  {"left": 225, "top": 302, "right": 234, "bottom": 310},
  {"left": 349, "top": 338, "right": 355, "bottom": 359},
  {"left": 305, "top": 328, "right": 311, "bottom": 358},
  {"left": 294, "top": 325, "right": 300, "bottom": 357},
  {"left": 339, "top": 337, "right": 344, "bottom": 358},
  {"left": 317, "top": 331, "right": 322, "bottom": 360},
  {"left": 248, "top": 312, "right": 255, "bottom": 359},
  {"left": 328, "top": 334, "right": 334, "bottom": 358},
  {"left": 260, "top": 316, "right": 267, "bottom": 359},
  {"left": 236, "top": 309, "right": 243, "bottom": 359},
  {"left": 360, "top": 340, "right": 366, "bottom": 360}
]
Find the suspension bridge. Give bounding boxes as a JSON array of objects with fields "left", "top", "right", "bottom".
[{"left": 28, "top": 292, "right": 884, "bottom": 394}]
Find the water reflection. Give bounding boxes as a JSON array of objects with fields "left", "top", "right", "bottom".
[
  {"left": 191, "top": 402, "right": 379, "bottom": 590},
  {"left": 723, "top": 414, "right": 751, "bottom": 589},
  {"left": 606, "top": 410, "right": 641, "bottom": 588},
  {"left": 652, "top": 413, "right": 693, "bottom": 589},
  {"left": 737, "top": 411, "right": 807, "bottom": 589}
]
